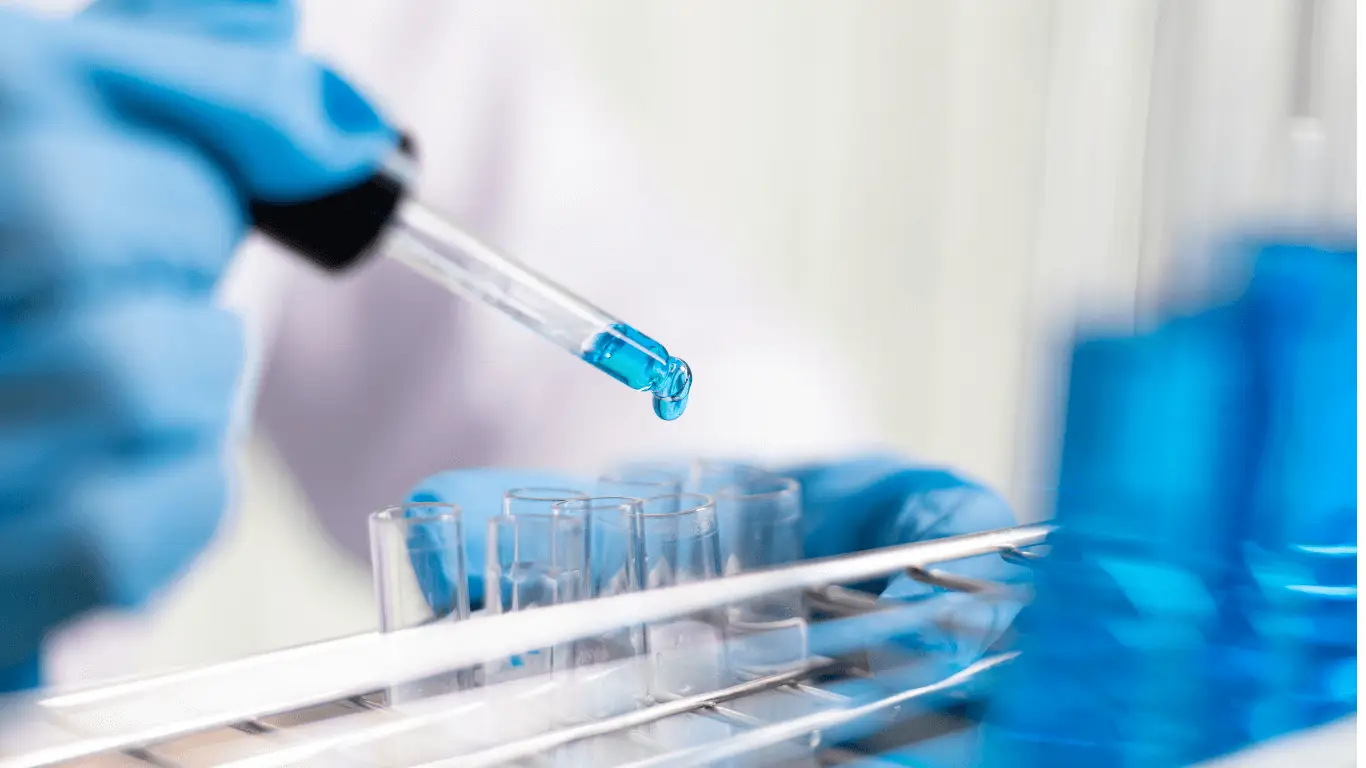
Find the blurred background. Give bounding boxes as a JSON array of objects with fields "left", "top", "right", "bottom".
[
  {"left": 31, "top": 0, "right": 1356, "bottom": 683},
  {"left": 530, "top": 0, "right": 1355, "bottom": 518}
]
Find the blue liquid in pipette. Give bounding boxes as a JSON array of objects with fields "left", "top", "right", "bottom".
[{"left": 582, "top": 323, "right": 692, "bottom": 421}]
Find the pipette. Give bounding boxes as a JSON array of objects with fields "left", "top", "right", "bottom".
[{"left": 248, "top": 136, "right": 692, "bottom": 421}]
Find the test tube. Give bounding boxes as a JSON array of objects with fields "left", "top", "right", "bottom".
[
  {"left": 555, "top": 496, "right": 652, "bottom": 718},
  {"left": 369, "top": 502, "right": 471, "bottom": 631},
  {"left": 601, "top": 458, "right": 768, "bottom": 496},
  {"left": 368, "top": 502, "right": 472, "bottom": 702},
  {"left": 713, "top": 474, "right": 810, "bottom": 677},
  {"left": 503, "top": 486, "right": 589, "bottom": 517},
  {"left": 559, "top": 496, "right": 646, "bottom": 601},
  {"left": 484, "top": 500, "right": 591, "bottom": 682},
  {"left": 634, "top": 492, "right": 728, "bottom": 698},
  {"left": 689, "top": 459, "right": 769, "bottom": 495},
  {"left": 252, "top": 140, "right": 693, "bottom": 422},
  {"left": 596, "top": 466, "right": 686, "bottom": 512}
]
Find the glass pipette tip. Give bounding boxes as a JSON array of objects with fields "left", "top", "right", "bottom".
[{"left": 383, "top": 200, "right": 692, "bottom": 420}]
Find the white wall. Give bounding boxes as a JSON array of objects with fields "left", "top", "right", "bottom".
[
  {"left": 533, "top": 0, "right": 1355, "bottom": 519},
  {"left": 533, "top": 1, "right": 1057, "bottom": 511},
  {"left": 531, "top": 1, "right": 1143, "bottom": 517}
]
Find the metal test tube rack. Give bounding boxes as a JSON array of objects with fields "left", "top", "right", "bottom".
[
  {"left": 54, "top": 519, "right": 1363, "bottom": 768},
  {"left": 3, "top": 525, "right": 1052, "bottom": 767},
  {"left": 0, "top": 520, "right": 1351, "bottom": 767}
]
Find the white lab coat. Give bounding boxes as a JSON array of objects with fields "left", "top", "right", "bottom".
[{"left": 44, "top": 0, "right": 879, "bottom": 686}]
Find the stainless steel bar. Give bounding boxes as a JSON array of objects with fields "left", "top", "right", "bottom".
[
  {"left": 414, "top": 663, "right": 831, "bottom": 768},
  {"left": 702, "top": 705, "right": 766, "bottom": 728},
  {"left": 616, "top": 652, "right": 1019, "bottom": 768},
  {"left": 214, "top": 698, "right": 487, "bottom": 768},
  {"left": 789, "top": 684, "right": 849, "bottom": 705},
  {"left": 122, "top": 747, "right": 178, "bottom": 767},
  {"left": 902, "top": 567, "right": 1010, "bottom": 595},
  {"left": 999, "top": 546, "right": 1046, "bottom": 567},
  {"left": 40, "top": 633, "right": 377, "bottom": 709},
  {"left": 805, "top": 586, "right": 887, "bottom": 616}
]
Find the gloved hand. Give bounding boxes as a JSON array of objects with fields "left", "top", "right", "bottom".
[
  {"left": 409, "top": 469, "right": 588, "bottom": 612},
  {"left": 789, "top": 456, "right": 1026, "bottom": 699},
  {"left": 407, "top": 457, "right": 1022, "bottom": 661},
  {"left": 0, "top": 0, "right": 396, "bottom": 690}
]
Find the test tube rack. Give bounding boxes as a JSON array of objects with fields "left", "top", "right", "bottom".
[{"left": 0, "top": 524, "right": 1351, "bottom": 767}]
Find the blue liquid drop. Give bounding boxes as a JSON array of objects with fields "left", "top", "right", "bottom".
[{"left": 582, "top": 324, "right": 692, "bottom": 421}]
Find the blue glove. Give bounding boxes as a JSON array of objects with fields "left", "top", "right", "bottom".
[
  {"left": 406, "top": 459, "right": 1019, "bottom": 760},
  {"left": 790, "top": 456, "right": 1025, "bottom": 672},
  {"left": 407, "top": 458, "right": 1021, "bottom": 661},
  {"left": 0, "top": 1, "right": 395, "bottom": 690},
  {"left": 409, "top": 469, "right": 588, "bottom": 612}
]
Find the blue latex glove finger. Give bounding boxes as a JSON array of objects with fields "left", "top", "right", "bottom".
[
  {"left": 0, "top": 124, "right": 245, "bottom": 304},
  {"left": 0, "top": 6, "right": 395, "bottom": 305},
  {"left": 874, "top": 484, "right": 1028, "bottom": 688},
  {"left": 71, "top": 18, "right": 394, "bottom": 201},
  {"left": 784, "top": 456, "right": 1026, "bottom": 684},
  {"left": 0, "top": 299, "right": 243, "bottom": 504},
  {"left": 407, "top": 469, "right": 590, "bottom": 613},
  {"left": 0, "top": 304, "right": 241, "bottom": 679},
  {"left": 1, "top": 8, "right": 393, "bottom": 206}
]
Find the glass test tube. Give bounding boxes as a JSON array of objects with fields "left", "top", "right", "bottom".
[
  {"left": 605, "top": 458, "right": 769, "bottom": 494},
  {"left": 503, "top": 486, "right": 590, "bottom": 517},
  {"left": 596, "top": 465, "right": 686, "bottom": 524},
  {"left": 485, "top": 488, "right": 590, "bottom": 682},
  {"left": 689, "top": 459, "right": 769, "bottom": 495},
  {"left": 597, "top": 466, "right": 686, "bottom": 505},
  {"left": 634, "top": 492, "right": 727, "bottom": 698},
  {"left": 368, "top": 502, "right": 472, "bottom": 702},
  {"left": 714, "top": 474, "right": 810, "bottom": 677},
  {"left": 555, "top": 496, "right": 652, "bottom": 718},
  {"left": 370, "top": 503, "right": 471, "bottom": 631}
]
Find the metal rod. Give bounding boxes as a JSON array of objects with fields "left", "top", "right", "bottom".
[
  {"left": 902, "top": 567, "right": 1010, "bottom": 595},
  {"left": 700, "top": 705, "right": 766, "bottom": 728},
  {"left": 121, "top": 748, "right": 179, "bottom": 768},
  {"left": 806, "top": 586, "right": 887, "bottom": 616},
  {"left": 790, "top": 684, "right": 850, "bottom": 705},
  {"left": 216, "top": 699, "right": 487, "bottom": 768},
  {"left": 616, "top": 652, "right": 1019, "bottom": 768},
  {"left": 999, "top": 547, "right": 1046, "bottom": 567},
  {"left": 416, "top": 663, "right": 834, "bottom": 768},
  {"left": 15, "top": 525, "right": 1050, "bottom": 768}
]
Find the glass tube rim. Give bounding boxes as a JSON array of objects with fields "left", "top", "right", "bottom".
[
  {"left": 488, "top": 506, "right": 591, "bottom": 529},
  {"left": 371, "top": 501, "right": 462, "bottom": 525},
  {"left": 550, "top": 495, "right": 645, "bottom": 514},
  {"left": 503, "top": 486, "right": 591, "bottom": 503},
  {"left": 610, "top": 457, "right": 766, "bottom": 482},
  {"left": 595, "top": 466, "right": 687, "bottom": 492},
  {"left": 635, "top": 491, "right": 716, "bottom": 518},
  {"left": 711, "top": 474, "right": 801, "bottom": 501}
]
